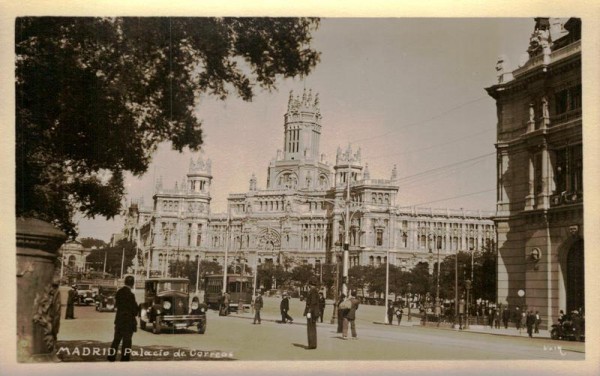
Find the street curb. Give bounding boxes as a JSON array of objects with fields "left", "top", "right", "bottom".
[{"left": 372, "top": 321, "right": 557, "bottom": 340}]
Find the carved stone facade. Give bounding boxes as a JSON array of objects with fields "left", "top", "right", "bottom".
[
  {"left": 486, "top": 18, "right": 583, "bottom": 327},
  {"left": 128, "top": 89, "right": 495, "bottom": 278}
]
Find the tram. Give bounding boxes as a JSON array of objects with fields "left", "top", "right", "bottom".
[{"left": 204, "top": 274, "right": 253, "bottom": 311}]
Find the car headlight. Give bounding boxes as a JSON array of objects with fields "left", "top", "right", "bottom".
[
  {"left": 156, "top": 309, "right": 161, "bottom": 314},
  {"left": 191, "top": 302, "right": 199, "bottom": 310},
  {"left": 163, "top": 301, "right": 171, "bottom": 310},
  {"left": 200, "top": 307, "right": 205, "bottom": 313}
]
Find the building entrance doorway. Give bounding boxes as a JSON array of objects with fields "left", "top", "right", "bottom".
[{"left": 566, "top": 238, "right": 584, "bottom": 313}]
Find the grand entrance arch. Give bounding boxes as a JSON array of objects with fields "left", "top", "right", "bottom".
[{"left": 566, "top": 238, "right": 584, "bottom": 313}]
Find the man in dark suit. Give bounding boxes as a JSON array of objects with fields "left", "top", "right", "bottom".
[
  {"left": 280, "top": 293, "right": 293, "bottom": 323},
  {"left": 65, "top": 285, "right": 77, "bottom": 319},
  {"left": 303, "top": 279, "right": 320, "bottom": 349},
  {"left": 318, "top": 292, "right": 326, "bottom": 323},
  {"left": 108, "top": 276, "right": 138, "bottom": 362}
]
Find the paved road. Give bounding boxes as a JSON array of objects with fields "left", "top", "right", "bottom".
[{"left": 57, "top": 297, "right": 584, "bottom": 361}]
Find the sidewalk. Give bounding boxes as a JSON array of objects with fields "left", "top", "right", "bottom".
[
  {"left": 373, "top": 319, "right": 552, "bottom": 339},
  {"left": 229, "top": 308, "right": 551, "bottom": 339}
]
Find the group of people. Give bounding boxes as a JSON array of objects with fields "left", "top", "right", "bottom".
[{"left": 386, "top": 300, "right": 404, "bottom": 326}]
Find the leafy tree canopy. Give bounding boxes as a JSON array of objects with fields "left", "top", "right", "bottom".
[
  {"left": 16, "top": 17, "right": 321, "bottom": 237},
  {"left": 79, "top": 237, "right": 107, "bottom": 249}
]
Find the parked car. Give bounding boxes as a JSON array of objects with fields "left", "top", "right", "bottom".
[
  {"left": 95, "top": 286, "right": 118, "bottom": 312},
  {"left": 139, "top": 278, "right": 207, "bottom": 334},
  {"left": 75, "top": 283, "right": 96, "bottom": 305},
  {"left": 550, "top": 313, "right": 585, "bottom": 342}
]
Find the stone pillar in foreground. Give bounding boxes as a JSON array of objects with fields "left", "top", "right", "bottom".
[{"left": 16, "top": 218, "right": 67, "bottom": 362}]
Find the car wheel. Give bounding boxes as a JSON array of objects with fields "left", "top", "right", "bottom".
[
  {"left": 550, "top": 329, "right": 559, "bottom": 340},
  {"left": 198, "top": 321, "right": 206, "bottom": 334}
]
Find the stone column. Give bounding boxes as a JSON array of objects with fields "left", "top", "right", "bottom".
[
  {"left": 16, "top": 218, "right": 67, "bottom": 362},
  {"left": 525, "top": 153, "right": 535, "bottom": 210}
]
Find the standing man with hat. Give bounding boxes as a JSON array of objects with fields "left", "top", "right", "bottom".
[
  {"left": 107, "top": 275, "right": 138, "bottom": 362},
  {"left": 303, "top": 279, "right": 320, "bottom": 349},
  {"left": 253, "top": 291, "right": 263, "bottom": 324},
  {"left": 65, "top": 285, "right": 77, "bottom": 319}
]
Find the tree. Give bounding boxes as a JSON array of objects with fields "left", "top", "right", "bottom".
[
  {"left": 169, "top": 259, "right": 222, "bottom": 290},
  {"left": 16, "top": 17, "right": 321, "bottom": 237},
  {"left": 79, "top": 237, "right": 107, "bottom": 249},
  {"left": 85, "top": 239, "right": 136, "bottom": 276},
  {"left": 290, "top": 264, "right": 316, "bottom": 290},
  {"left": 349, "top": 265, "right": 374, "bottom": 296}
]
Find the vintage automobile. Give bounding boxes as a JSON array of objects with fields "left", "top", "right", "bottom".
[
  {"left": 139, "top": 278, "right": 207, "bottom": 334},
  {"left": 95, "top": 286, "right": 118, "bottom": 312},
  {"left": 75, "top": 283, "right": 96, "bottom": 305}
]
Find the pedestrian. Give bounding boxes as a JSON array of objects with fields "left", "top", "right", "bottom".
[
  {"left": 494, "top": 308, "right": 501, "bottom": 329},
  {"left": 514, "top": 306, "right": 521, "bottom": 331},
  {"left": 534, "top": 311, "right": 541, "bottom": 333},
  {"left": 318, "top": 292, "right": 326, "bottom": 323},
  {"left": 107, "top": 275, "right": 138, "bottom": 362},
  {"left": 223, "top": 292, "right": 230, "bottom": 316},
  {"left": 342, "top": 290, "right": 360, "bottom": 340},
  {"left": 520, "top": 310, "right": 527, "bottom": 335},
  {"left": 65, "top": 285, "right": 77, "bottom": 319},
  {"left": 253, "top": 291, "right": 263, "bottom": 324},
  {"left": 558, "top": 309, "right": 565, "bottom": 324},
  {"left": 280, "top": 293, "right": 293, "bottom": 323},
  {"left": 502, "top": 306, "right": 510, "bottom": 329},
  {"left": 336, "top": 293, "right": 346, "bottom": 333},
  {"left": 487, "top": 307, "right": 494, "bottom": 328},
  {"left": 526, "top": 311, "right": 535, "bottom": 338},
  {"left": 397, "top": 305, "right": 404, "bottom": 325},
  {"left": 387, "top": 300, "right": 394, "bottom": 325},
  {"left": 303, "top": 279, "right": 320, "bottom": 349}
]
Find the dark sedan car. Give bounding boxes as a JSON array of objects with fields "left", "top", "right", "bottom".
[{"left": 139, "top": 278, "right": 207, "bottom": 334}]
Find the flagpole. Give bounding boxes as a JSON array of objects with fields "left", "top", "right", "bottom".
[{"left": 120, "top": 247, "right": 125, "bottom": 278}]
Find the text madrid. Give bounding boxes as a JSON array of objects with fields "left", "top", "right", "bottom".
[{"left": 56, "top": 347, "right": 234, "bottom": 358}]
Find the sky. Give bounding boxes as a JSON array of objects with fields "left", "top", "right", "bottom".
[{"left": 76, "top": 18, "right": 536, "bottom": 242}]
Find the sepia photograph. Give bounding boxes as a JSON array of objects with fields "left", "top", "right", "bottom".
[{"left": 3, "top": 1, "right": 600, "bottom": 375}]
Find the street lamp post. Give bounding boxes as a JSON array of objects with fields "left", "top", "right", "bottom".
[
  {"left": 465, "top": 279, "right": 472, "bottom": 329},
  {"left": 384, "top": 249, "right": 390, "bottom": 324},
  {"left": 342, "top": 167, "right": 351, "bottom": 297},
  {"left": 407, "top": 282, "right": 412, "bottom": 322}
]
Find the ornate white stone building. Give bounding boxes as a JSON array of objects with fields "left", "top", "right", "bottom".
[
  {"left": 125, "top": 89, "right": 495, "bottom": 277},
  {"left": 486, "top": 18, "right": 583, "bottom": 323}
]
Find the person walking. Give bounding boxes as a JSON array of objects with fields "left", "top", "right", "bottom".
[
  {"left": 494, "top": 308, "right": 501, "bottom": 329},
  {"left": 513, "top": 306, "right": 521, "bottom": 331},
  {"left": 387, "top": 300, "right": 394, "bottom": 325},
  {"left": 534, "top": 311, "right": 541, "bottom": 333},
  {"left": 396, "top": 305, "right": 404, "bottom": 326},
  {"left": 318, "top": 292, "right": 326, "bottom": 323},
  {"left": 526, "top": 311, "right": 536, "bottom": 338},
  {"left": 520, "top": 310, "right": 527, "bottom": 335},
  {"left": 253, "top": 291, "right": 263, "bottom": 324},
  {"left": 280, "top": 293, "right": 293, "bottom": 323},
  {"left": 65, "top": 285, "right": 77, "bottom": 319},
  {"left": 107, "top": 275, "right": 138, "bottom": 362},
  {"left": 502, "top": 306, "right": 510, "bottom": 329},
  {"left": 342, "top": 290, "right": 360, "bottom": 340},
  {"left": 336, "top": 293, "right": 346, "bottom": 334},
  {"left": 303, "top": 279, "right": 320, "bottom": 349}
]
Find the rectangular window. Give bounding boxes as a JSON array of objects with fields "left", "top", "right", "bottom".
[
  {"left": 376, "top": 230, "right": 384, "bottom": 246},
  {"left": 554, "top": 85, "right": 582, "bottom": 114},
  {"left": 554, "top": 144, "right": 583, "bottom": 195}
]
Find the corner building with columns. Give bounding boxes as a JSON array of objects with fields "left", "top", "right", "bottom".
[
  {"left": 486, "top": 18, "right": 583, "bottom": 325},
  {"left": 128, "top": 89, "right": 495, "bottom": 290}
]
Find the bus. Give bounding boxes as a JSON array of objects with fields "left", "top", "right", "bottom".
[{"left": 204, "top": 274, "right": 253, "bottom": 312}]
